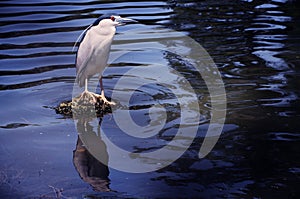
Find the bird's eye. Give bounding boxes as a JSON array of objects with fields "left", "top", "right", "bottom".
[{"left": 110, "top": 16, "right": 115, "bottom": 21}]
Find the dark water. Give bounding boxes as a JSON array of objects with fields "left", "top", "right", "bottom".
[{"left": 0, "top": 0, "right": 299, "bottom": 198}]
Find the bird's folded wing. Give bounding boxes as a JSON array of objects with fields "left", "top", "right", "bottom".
[{"left": 76, "top": 42, "right": 95, "bottom": 86}]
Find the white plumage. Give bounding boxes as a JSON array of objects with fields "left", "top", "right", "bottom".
[
  {"left": 74, "top": 15, "right": 136, "bottom": 104},
  {"left": 76, "top": 19, "right": 117, "bottom": 87}
]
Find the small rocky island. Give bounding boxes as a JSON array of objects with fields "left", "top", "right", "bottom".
[{"left": 55, "top": 96, "right": 113, "bottom": 118}]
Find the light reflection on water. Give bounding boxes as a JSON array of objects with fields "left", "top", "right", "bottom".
[{"left": 0, "top": 0, "right": 299, "bottom": 198}]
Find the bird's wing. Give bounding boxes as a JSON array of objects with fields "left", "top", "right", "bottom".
[
  {"left": 75, "top": 32, "right": 96, "bottom": 86},
  {"left": 72, "top": 24, "right": 93, "bottom": 52}
]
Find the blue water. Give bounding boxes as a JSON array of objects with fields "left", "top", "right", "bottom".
[{"left": 0, "top": 0, "right": 299, "bottom": 198}]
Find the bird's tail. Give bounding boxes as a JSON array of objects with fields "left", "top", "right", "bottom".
[{"left": 75, "top": 72, "right": 86, "bottom": 88}]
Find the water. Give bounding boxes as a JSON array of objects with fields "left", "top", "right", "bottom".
[{"left": 0, "top": 0, "right": 299, "bottom": 198}]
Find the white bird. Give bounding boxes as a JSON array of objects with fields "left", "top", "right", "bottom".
[{"left": 74, "top": 14, "right": 137, "bottom": 105}]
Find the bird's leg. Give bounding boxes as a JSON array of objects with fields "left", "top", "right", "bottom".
[
  {"left": 98, "top": 77, "right": 116, "bottom": 105},
  {"left": 74, "top": 78, "right": 115, "bottom": 105},
  {"left": 75, "top": 78, "right": 98, "bottom": 104},
  {"left": 99, "top": 76, "right": 104, "bottom": 93},
  {"left": 85, "top": 78, "right": 88, "bottom": 92}
]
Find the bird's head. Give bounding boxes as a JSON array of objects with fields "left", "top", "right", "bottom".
[
  {"left": 111, "top": 15, "right": 138, "bottom": 26},
  {"left": 97, "top": 15, "right": 137, "bottom": 28},
  {"left": 72, "top": 14, "right": 137, "bottom": 52}
]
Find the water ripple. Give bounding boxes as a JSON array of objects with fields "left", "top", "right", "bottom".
[
  {"left": 0, "top": 0, "right": 299, "bottom": 198},
  {"left": 0, "top": 1, "right": 172, "bottom": 91}
]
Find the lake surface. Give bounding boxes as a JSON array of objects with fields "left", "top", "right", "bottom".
[{"left": 0, "top": 0, "right": 299, "bottom": 198}]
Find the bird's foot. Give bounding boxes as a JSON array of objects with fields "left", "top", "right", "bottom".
[
  {"left": 73, "top": 90, "right": 115, "bottom": 106},
  {"left": 71, "top": 90, "right": 114, "bottom": 119},
  {"left": 94, "top": 92, "right": 116, "bottom": 106},
  {"left": 74, "top": 90, "right": 98, "bottom": 104}
]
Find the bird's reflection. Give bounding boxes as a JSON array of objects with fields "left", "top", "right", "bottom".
[{"left": 73, "top": 117, "right": 110, "bottom": 192}]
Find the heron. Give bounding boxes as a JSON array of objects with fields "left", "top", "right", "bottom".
[{"left": 74, "top": 14, "right": 137, "bottom": 105}]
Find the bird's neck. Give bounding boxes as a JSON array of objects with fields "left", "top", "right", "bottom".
[{"left": 93, "top": 26, "right": 116, "bottom": 37}]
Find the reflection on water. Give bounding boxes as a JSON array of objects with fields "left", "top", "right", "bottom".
[
  {"left": 73, "top": 119, "right": 110, "bottom": 192},
  {"left": 0, "top": 0, "right": 299, "bottom": 198}
]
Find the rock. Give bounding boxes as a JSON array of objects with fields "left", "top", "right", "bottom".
[{"left": 55, "top": 98, "right": 112, "bottom": 118}]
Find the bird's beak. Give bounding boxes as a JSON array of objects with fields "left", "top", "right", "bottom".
[{"left": 116, "top": 17, "right": 138, "bottom": 26}]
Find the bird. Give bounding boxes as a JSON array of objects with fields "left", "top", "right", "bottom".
[{"left": 74, "top": 14, "right": 137, "bottom": 105}]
